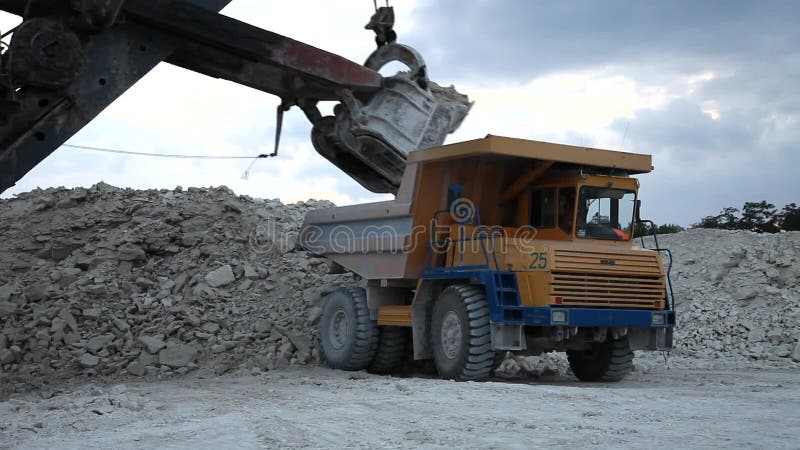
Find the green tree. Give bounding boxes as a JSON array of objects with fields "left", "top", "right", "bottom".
[
  {"left": 695, "top": 215, "right": 721, "bottom": 229},
  {"left": 694, "top": 207, "right": 739, "bottom": 230},
  {"left": 633, "top": 222, "right": 652, "bottom": 238},
  {"left": 738, "top": 201, "right": 778, "bottom": 233},
  {"left": 717, "top": 207, "right": 740, "bottom": 230},
  {"left": 780, "top": 203, "right": 800, "bottom": 231},
  {"left": 657, "top": 224, "right": 684, "bottom": 234},
  {"left": 633, "top": 223, "right": 684, "bottom": 237},
  {"left": 693, "top": 201, "right": 799, "bottom": 233}
]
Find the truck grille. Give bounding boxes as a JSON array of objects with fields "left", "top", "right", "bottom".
[
  {"left": 550, "top": 249, "right": 665, "bottom": 309},
  {"left": 552, "top": 248, "right": 662, "bottom": 275}
]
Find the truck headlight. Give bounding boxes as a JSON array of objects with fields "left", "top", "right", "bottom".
[
  {"left": 552, "top": 310, "right": 568, "bottom": 324},
  {"left": 651, "top": 313, "right": 665, "bottom": 326}
]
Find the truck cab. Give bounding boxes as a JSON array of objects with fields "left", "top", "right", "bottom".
[{"left": 300, "top": 135, "right": 675, "bottom": 382}]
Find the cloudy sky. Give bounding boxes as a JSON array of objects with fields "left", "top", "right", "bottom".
[{"left": 2, "top": 1, "right": 798, "bottom": 226}]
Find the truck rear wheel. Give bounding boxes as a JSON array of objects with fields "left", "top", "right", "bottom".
[
  {"left": 368, "top": 326, "right": 409, "bottom": 375},
  {"left": 320, "top": 287, "right": 379, "bottom": 371},
  {"left": 431, "top": 285, "right": 494, "bottom": 381},
  {"left": 567, "top": 336, "right": 633, "bottom": 382}
]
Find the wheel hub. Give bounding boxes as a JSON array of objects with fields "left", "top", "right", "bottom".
[
  {"left": 440, "top": 311, "right": 463, "bottom": 360},
  {"left": 329, "top": 308, "right": 349, "bottom": 350}
]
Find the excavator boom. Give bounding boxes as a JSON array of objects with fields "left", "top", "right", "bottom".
[{"left": 0, "top": 0, "right": 470, "bottom": 194}]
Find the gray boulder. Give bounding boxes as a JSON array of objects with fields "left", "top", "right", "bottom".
[
  {"left": 158, "top": 344, "right": 198, "bottom": 368},
  {"left": 0, "top": 283, "right": 15, "bottom": 302},
  {"left": 0, "top": 301, "right": 17, "bottom": 318},
  {"left": 139, "top": 336, "right": 167, "bottom": 354},
  {"left": 117, "top": 244, "right": 146, "bottom": 261},
  {"left": 284, "top": 330, "right": 312, "bottom": 356},
  {"left": 205, "top": 265, "right": 236, "bottom": 288},
  {"left": 79, "top": 353, "right": 100, "bottom": 368},
  {"left": 243, "top": 264, "right": 258, "bottom": 279},
  {"left": 24, "top": 282, "right": 51, "bottom": 302},
  {"left": 86, "top": 334, "right": 115, "bottom": 354},
  {"left": 82, "top": 308, "right": 101, "bottom": 319},
  {"left": 307, "top": 306, "right": 322, "bottom": 325},
  {"left": 0, "top": 348, "right": 15, "bottom": 364},
  {"left": 126, "top": 360, "right": 146, "bottom": 376},
  {"left": 59, "top": 308, "right": 79, "bottom": 332}
]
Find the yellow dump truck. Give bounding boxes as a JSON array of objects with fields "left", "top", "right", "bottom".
[{"left": 300, "top": 135, "right": 675, "bottom": 382}]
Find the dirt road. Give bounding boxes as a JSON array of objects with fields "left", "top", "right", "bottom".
[{"left": 1, "top": 365, "right": 798, "bottom": 449}]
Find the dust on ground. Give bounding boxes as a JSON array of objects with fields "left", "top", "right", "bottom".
[{"left": 1, "top": 364, "right": 798, "bottom": 449}]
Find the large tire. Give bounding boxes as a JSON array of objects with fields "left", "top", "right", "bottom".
[
  {"left": 368, "top": 326, "right": 409, "bottom": 375},
  {"left": 567, "top": 336, "right": 633, "bottom": 382},
  {"left": 319, "top": 287, "right": 379, "bottom": 371},
  {"left": 431, "top": 285, "right": 494, "bottom": 381}
]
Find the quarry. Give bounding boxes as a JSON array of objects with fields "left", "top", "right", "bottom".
[{"left": 0, "top": 184, "right": 798, "bottom": 448}]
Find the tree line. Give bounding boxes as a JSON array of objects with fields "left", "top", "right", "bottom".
[
  {"left": 633, "top": 201, "right": 800, "bottom": 237},
  {"left": 633, "top": 222, "right": 684, "bottom": 238},
  {"left": 693, "top": 201, "right": 800, "bottom": 233}
]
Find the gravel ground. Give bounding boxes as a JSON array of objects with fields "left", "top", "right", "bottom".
[{"left": 1, "top": 363, "right": 798, "bottom": 449}]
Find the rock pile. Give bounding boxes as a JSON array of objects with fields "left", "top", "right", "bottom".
[
  {"left": 0, "top": 183, "right": 351, "bottom": 397},
  {"left": 641, "top": 229, "right": 800, "bottom": 364}
]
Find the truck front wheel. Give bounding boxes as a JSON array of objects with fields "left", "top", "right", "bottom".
[
  {"left": 567, "top": 336, "right": 633, "bottom": 382},
  {"left": 320, "top": 287, "right": 379, "bottom": 371},
  {"left": 431, "top": 285, "right": 494, "bottom": 381}
]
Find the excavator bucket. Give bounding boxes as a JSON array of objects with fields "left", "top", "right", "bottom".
[{"left": 310, "top": 44, "right": 472, "bottom": 194}]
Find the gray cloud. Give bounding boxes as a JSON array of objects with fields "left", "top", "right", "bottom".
[
  {"left": 410, "top": 0, "right": 800, "bottom": 81},
  {"left": 406, "top": 0, "right": 800, "bottom": 226},
  {"left": 617, "top": 97, "right": 800, "bottom": 225},
  {"left": 612, "top": 99, "right": 758, "bottom": 163}
]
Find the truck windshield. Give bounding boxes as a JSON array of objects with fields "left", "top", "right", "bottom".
[{"left": 576, "top": 187, "right": 636, "bottom": 240}]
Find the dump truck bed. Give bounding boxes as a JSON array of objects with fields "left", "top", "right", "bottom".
[{"left": 299, "top": 135, "right": 653, "bottom": 280}]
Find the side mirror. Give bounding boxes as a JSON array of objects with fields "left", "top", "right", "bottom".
[{"left": 635, "top": 199, "right": 642, "bottom": 222}]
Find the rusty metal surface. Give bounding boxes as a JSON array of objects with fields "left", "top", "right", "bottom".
[
  {"left": 125, "top": 0, "right": 383, "bottom": 96},
  {"left": 0, "top": 0, "right": 234, "bottom": 192},
  {"left": 8, "top": 18, "right": 86, "bottom": 89}
]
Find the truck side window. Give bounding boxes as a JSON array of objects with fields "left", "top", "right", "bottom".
[
  {"left": 558, "top": 187, "right": 576, "bottom": 233},
  {"left": 530, "top": 187, "right": 556, "bottom": 228}
]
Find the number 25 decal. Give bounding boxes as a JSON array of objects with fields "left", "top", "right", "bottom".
[{"left": 529, "top": 252, "right": 548, "bottom": 269}]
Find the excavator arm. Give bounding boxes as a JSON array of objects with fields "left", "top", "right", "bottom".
[{"left": 0, "top": 0, "right": 470, "bottom": 194}]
